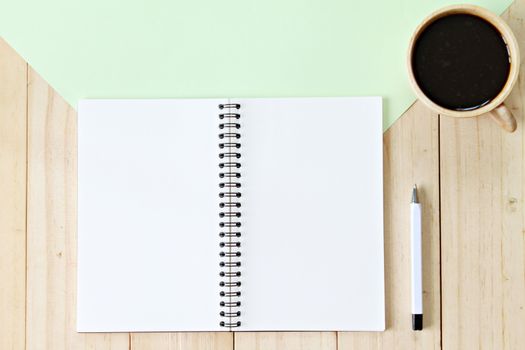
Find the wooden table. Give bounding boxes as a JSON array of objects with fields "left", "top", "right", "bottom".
[{"left": 1, "top": 1, "right": 524, "bottom": 349}]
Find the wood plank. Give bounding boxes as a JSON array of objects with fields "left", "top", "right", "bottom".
[
  {"left": 338, "top": 101, "right": 441, "bottom": 349},
  {"left": 0, "top": 38, "right": 27, "bottom": 350},
  {"left": 132, "top": 333, "right": 232, "bottom": 350},
  {"left": 440, "top": 2, "right": 525, "bottom": 349},
  {"left": 26, "top": 68, "right": 129, "bottom": 349},
  {"left": 235, "top": 332, "right": 336, "bottom": 350}
]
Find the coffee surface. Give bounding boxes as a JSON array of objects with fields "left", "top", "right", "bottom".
[{"left": 412, "top": 14, "right": 510, "bottom": 110}]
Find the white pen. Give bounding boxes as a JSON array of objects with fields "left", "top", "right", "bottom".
[{"left": 411, "top": 185, "right": 423, "bottom": 331}]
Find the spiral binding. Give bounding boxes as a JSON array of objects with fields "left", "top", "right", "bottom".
[{"left": 218, "top": 103, "right": 242, "bottom": 329}]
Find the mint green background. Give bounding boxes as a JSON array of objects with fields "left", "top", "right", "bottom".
[{"left": 0, "top": 0, "right": 512, "bottom": 129}]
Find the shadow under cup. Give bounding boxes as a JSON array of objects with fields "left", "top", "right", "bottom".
[{"left": 411, "top": 13, "right": 511, "bottom": 112}]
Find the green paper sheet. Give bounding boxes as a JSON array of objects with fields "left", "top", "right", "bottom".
[{"left": 0, "top": 0, "right": 512, "bottom": 130}]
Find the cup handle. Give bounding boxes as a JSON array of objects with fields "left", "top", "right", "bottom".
[{"left": 489, "top": 103, "right": 517, "bottom": 133}]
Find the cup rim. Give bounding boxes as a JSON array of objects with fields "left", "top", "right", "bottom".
[{"left": 407, "top": 4, "right": 520, "bottom": 118}]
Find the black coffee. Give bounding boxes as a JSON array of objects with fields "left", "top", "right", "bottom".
[{"left": 412, "top": 14, "right": 510, "bottom": 110}]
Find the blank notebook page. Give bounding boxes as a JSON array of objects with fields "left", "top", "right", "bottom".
[
  {"left": 239, "top": 97, "right": 384, "bottom": 331},
  {"left": 77, "top": 99, "right": 223, "bottom": 332}
]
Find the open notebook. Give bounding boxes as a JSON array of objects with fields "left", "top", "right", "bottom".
[{"left": 77, "top": 97, "right": 384, "bottom": 332}]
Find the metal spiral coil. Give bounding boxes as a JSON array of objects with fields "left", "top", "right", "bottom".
[{"left": 218, "top": 103, "right": 242, "bottom": 329}]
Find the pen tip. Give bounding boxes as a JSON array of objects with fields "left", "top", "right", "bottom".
[{"left": 412, "top": 185, "right": 418, "bottom": 203}]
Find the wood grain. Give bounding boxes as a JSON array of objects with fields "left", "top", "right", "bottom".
[
  {"left": 338, "top": 101, "right": 441, "bottom": 350},
  {"left": 132, "top": 333, "right": 232, "bottom": 350},
  {"left": 25, "top": 68, "right": 128, "bottom": 349},
  {"left": 440, "top": 2, "right": 525, "bottom": 349},
  {"left": 0, "top": 38, "right": 27, "bottom": 350},
  {"left": 235, "top": 332, "right": 336, "bottom": 350}
]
